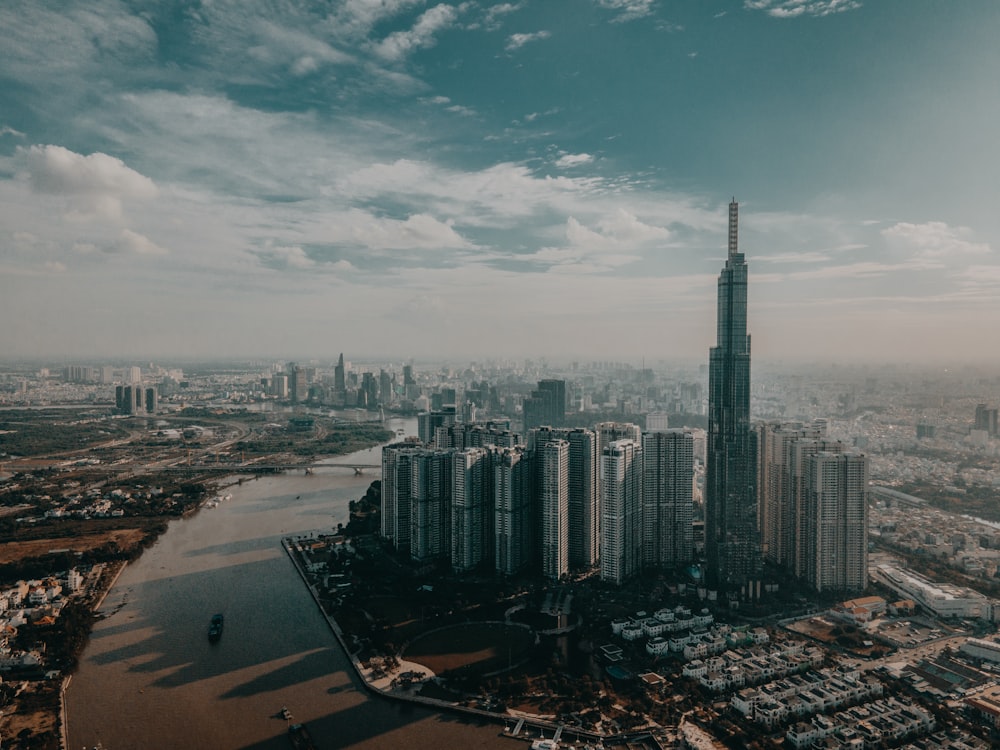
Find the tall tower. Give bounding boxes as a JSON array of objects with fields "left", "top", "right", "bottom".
[
  {"left": 642, "top": 429, "right": 694, "bottom": 570},
  {"left": 539, "top": 439, "right": 569, "bottom": 580},
  {"left": 494, "top": 446, "right": 534, "bottom": 576},
  {"left": 451, "top": 447, "right": 491, "bottom": 572},
  {"left": 802, "top": 450, "right": 868, "bottom": 592},
  {"left": 600, "top": 439, "right": 643, "bottom": 586},
  {"left": 705, "top": 199, "right": 761, "bottom": 595},
  {"left": 334, "top": 353, "right": 346, "bottom": 394},
  {"left": 530, "top": 427, "right": 600, "bottom": 570}
]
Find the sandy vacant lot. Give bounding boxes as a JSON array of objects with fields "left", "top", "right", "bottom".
[{"left": 0, "top": 529, "right": 147, "bottom": 564}]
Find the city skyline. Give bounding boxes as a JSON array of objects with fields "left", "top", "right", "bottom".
[{"left": 2, "top": 1, "right": 999, "bottom": 363}]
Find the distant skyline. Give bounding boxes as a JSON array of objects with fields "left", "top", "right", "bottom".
[{"left": 2, "top": 1, "right": 999, "bottom": 364}]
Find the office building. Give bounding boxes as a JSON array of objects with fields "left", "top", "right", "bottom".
[
  {"left": 418, "top": 407, "right": 456, "bottom": 444},
  {"left": 646, "top": 413, "right": 670, "bottom": 431},
  {"left": 334, "top": 353, "right": 346, "bottom": 394},
  {"left": 601, "top": 439, "right": 642, "bottom": 585},
  {"left": 272, "top": 373, "right": 288, "bottom": 398},
  {"left": 705, "top": 199, "right": 761, "bottom": 595},
  {"left": 288, "top": 363, "right": 307, "bottom": 403},
  {"left": 642, "top": 429, "right": 694, "bottom": 569},
  {"left": 975, "top": 404, "right": 998, "bottom": 437},
  {"left": 380, "top": 369, "right": 393, "bottom": 407},
  {"left": 144, "top": 386, "right": 158, "bottom": 414},
  {"left": 524, "top": 379, "right": 566, "bottom": 430}
]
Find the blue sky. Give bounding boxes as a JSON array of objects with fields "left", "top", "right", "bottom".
[{"left": 1, "top": 0, "right": 999, "bottom": 364}]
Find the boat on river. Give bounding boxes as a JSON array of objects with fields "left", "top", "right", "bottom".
[{"left": 208, "top": 613, "right": 224, "bottom": 642}]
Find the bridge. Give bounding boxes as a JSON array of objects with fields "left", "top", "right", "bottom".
[
  {"left": 3, "top": 461, "right": 381, "bottom": 476},
  {"left": 158, "top": 462, "right": 381, "bottom": 475}
]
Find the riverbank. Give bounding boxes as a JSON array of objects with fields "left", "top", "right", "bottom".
[{"left": 279, "top": 537, "right": 603, "bottom": 749}]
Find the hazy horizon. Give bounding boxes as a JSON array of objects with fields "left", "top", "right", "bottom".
[{"left": 2, "top": 1, "right": 999, "bottom": 364}]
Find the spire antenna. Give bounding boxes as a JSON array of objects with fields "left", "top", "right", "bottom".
[{"left": 728, "top": 199, "right": 739, "bottom": 257}]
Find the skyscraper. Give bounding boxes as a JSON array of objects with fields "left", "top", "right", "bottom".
[
  {"left": 642, "top": 429, "right": 694, "bottom": 570},
  {"left": 494, "top": 446, "right": 534, "bottom": 576},
  {"left": 539, "top": 439, "right": 569, "bottom": 580},
  {"left": 757, "top": 422, "right": 825, "bottom": 568},
  {"left": 334, "top": 353, "right": 346, "bottom": 394},
  {"left": 523, "top": 378, "right": 566, "bottom": 430},
  {"left": 410, "top": 449, "right": 452, "bottom": 562},
  {"left": 530, "top": 427, "right": 600, "bottom": 570},
  {"left": 802, "top": 450, "right": 869, "bottom": 592},
  {"left": 452, "top": 447, "right": 491, "bottom": 572},
  {"left": 601, "top": 438, "right": 642, "bottom": 586},
  {"left": 705, "top": 199, "right": 761, "bottom": 595}
]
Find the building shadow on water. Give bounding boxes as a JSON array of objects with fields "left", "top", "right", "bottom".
[
  {"left": 84, "top": 556, "right": 354, "bottom": 693},
  {"left": 235, "top": 698, "right": 508, "bottom": 750}
]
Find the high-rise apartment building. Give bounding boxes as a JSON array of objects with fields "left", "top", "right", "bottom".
[
  {"left": 530, "top": 427, "right": 600, "bottom": 569},
  {"left": 789, "top": 438, "right": 846, "bottom": 579},
  {"left": 642, "top": 429, "right": 694, "bottom": 570},
  {"left": 410, "top": 450, "right": 452, "bottom": 562},
  {"left": 596, "top": 422, "right": 641, "bottom": 457},
  {"left": 494, "top": 446, "right": 534, "bottom": 575},
  {"left": 383, "top": 444, "right": 455, "bottom": 563},
  {"left": 601, "top": 439, "right": 642, "bottom": 586},
  {"left": 757, "top": 422, "right": 824, "bottom": 568},
  {"left": 381, "top": 443, "right": 420, "bottom": 550},
  {"left": 452, "top": 448, "right": 491, "bottom": 572},
  {"left": 801, "top": 450, "right": 869, "bottom": 592},
  {"left": 705, "top": 199, "right": 761, "bottom": 595},
  {"left": 539, "top": 439, "right": 569, "bottom": 580}
]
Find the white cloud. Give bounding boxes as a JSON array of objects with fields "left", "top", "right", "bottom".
[
  {"left": 265, "top": 244, "right": 316, "bottom": 269},
  {"left": 505, "top": 30, "right": 551, "bottom": 51},
  {"left": 22, "top": 144, "right": 157, "bottom": 222},
  {"left": 554, "top": 153, "right": 594, "bottom": 168},
  {"left": 348, "top": 211, "right": 474, "bottom": 250},
  {"left": 1, "top": 125, "right": 25, "bottom": 137},
  {"left": 44, "top": 261, "right": 67, "bottom": 273},
  {"left": 597, "top": 209, "right": 670, "bottom": 243},
  {"left": 744, "top": 0, "right": 862, "bottom": 18},
  {"left": 482, "top": 2, "right": 522, "bottom": 30},
  {"left": 373, "top": 4, "right": 461, "bottom": 61},
  {"left": 336, "top": 0, "right": 426, "bottom": 38},
  {"left": 882, "top": 221, "right": 991, "bottom": 258},
  {"left": 119, "top": 229, "right": 168, "bottom": 256},
  {"left": 25, "top": 145, "right": 156, "bottom": 199},
  {"left": 596, "top": 0, "right": 656, "bottom": 23}
]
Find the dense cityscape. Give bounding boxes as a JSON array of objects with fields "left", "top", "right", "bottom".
[
  {"left": 3, "top": 0, "right": 1000, "bottom": 748},
  {"left": 1, "top": 202, "right": 1000, "bottom": 749}
]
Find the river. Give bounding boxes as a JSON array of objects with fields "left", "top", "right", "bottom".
[{"left": 65, "top": 418, "right": 511, "bottom": 750}]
